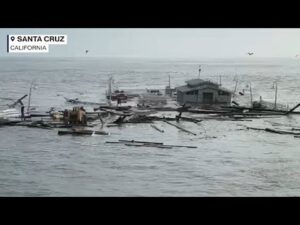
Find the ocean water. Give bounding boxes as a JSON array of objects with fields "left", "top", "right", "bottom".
[{"left": 1, "top": 56, "right": 300, "bottom": 196}]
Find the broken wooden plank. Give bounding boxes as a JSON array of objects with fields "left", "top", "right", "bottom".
[
  {"left": 58, "top": 130, "right": 109, "bottom": 136},
  {"left": 113, "top": 116, "right": 128, "bottom": 124},
  {"left": 264, "top": 128, "right": 300, "bottom": 135},
  {"left": 96, "top": 105, "right": 132, "bottom": 111},
  {"left": 246, "top": 127, "right": 266, "bottom": 131},
  {"left": 0, "top": 120, "right": 22, "bottom": 126},
  {"left": 150, "top": 124, "right": 164, "bottom": 133},
  {"left": 118, "top": 139, "right": 164, "bottom": 145},
  {"left": 102, "top": 109, "right": 133, "bottom": 116},
  {"left": 163, "top": 144, "right": 197, "bottom": 148},
  {"left": 163, "top": 120, "right": 197, "bottom": 136},
  {"left": 124, "top": 143, "right": 173, "bottom": 149},
  {"left": 8, "top": 94, "right": 28, "bottom": 108},
  {"left": 64, "top": 97, "right": 106, "bottom": 106},
  {"left": 120, "top": 115, "right": 203, "bottom": 124},
  {"left": 10, "top": 121, "right": 54, "bottom": 129},
  {"left": 105, "top": 141, "right": 197, "bottom": 149},
  {"left": 247, "top": 127, "right": 300, "bottom": 135},
  {"left": 285, "top": 103, "right": 300, "bottom": 115},
  {"left": 188, "top": 109, "right": 231, "bottom": 114},
  {"left": 106, "top": 124, "right": 121, "bottom": 127},
  {"left": 178, "top": 116, "right": 203, "bottom": 123}
]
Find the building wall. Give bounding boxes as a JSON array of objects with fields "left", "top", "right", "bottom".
[
  {"left": 177, "top": 87, "right": 231, "bottom": 105},
  {"left": 177, "top": 92, "right": 184, "bottom": 104}
]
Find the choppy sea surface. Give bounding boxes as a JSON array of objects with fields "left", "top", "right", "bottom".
[{"left": 1, "top": 56, "right": 300, "bottom": 196}]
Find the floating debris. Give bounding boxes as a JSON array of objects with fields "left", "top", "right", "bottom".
[
  {"left": 150, "top": 124, "right": 164, "bottom": 133},
  {"left": 163, "top": 120, "right": 197, "bottom": 136},
  {"left": 58, "top": 130, "right": 109, "bottom": 136},
  {"left": 247, "top": 127, "right": 300, "bottom": 135},
  {"left": 105, "top": 139, "right": 197, "bottom": 149},
  {"left": 119, "top": 139, "right": 163, "bottom": 145},
  {"left": 125, "top": 143, "right": 172, "bottom": 149}
]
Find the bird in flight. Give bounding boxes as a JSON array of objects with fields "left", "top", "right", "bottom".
[
  {"left": 247, "top": 52, "right": 254, "bottom": 56},
  {"left": 85, "top": 50, "right": 89, "bottom": 54}
]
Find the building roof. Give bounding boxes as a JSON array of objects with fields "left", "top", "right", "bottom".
[
  {"left": 185, "top": 78, "right": 219, "bottom": 87},
  {"left": 176, "top": 78, "right": 233, "bottom": 94},
  {"left": 176, "top": 84, "right": 233, "bottom": 94},
  {"left": 185, "top": 79, "right": 205, "bottom": 87}
]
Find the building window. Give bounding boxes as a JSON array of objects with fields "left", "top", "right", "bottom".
[
  {"left": 186, "top": 90, "right": 198, "bottom": 95},
  {"left": 218, "top": 90, "right": 229, "bottom": 96}
]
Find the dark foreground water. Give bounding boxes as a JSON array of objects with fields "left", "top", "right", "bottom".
[{"left": 1, "top": 57, "right": 300, "bottom": 196}]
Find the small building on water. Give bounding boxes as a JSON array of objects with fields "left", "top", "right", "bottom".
[{"left": 176, "top": 79, "right": 232, "bottom": 106}]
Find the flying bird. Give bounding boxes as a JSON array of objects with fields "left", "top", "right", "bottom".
[
  {"left": 85, "top": 50, "right": 89, "bottom": 54},
  {"left": 247, "top": 52, "right": 254, "bottom": 56}
]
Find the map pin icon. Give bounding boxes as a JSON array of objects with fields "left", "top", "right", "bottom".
[{"left": 10, "top": 36, "right": 15, "bottom": 42}]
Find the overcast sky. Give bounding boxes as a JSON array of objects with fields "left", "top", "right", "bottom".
[{"left": 1, "top": 28, "right": 300, "bottom": 58}]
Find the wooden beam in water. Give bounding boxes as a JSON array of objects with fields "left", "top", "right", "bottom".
[
  {"left": 179, "top": 116, "right": 203, "bottom": 123},
  {"left": 150, "top": 124, "right": 164, "bottom": 133},
  {"left": 264, "top": 128, "right": 300, "bottom": 135},
  {"left": 163, "top": 120, "right": 197, "bottom": 136},
  {"left": 105, "top": 141, "right": 197, "bottom": 148},
  {"left": 163, "top": 144, "right": 197, "bottom": 148},
  {"left": 58, "top": 130, "right": 108, "bottom": 135},
  {"left": 247, "top": 127, "right": 267, "bottom": 131},
  {"left": 102, "top": 109, "right": 133, "bottom": 116},
  {"left": 285, "top": 103, "right": 300, "bottom": 115},
  {"left": 247, "top": 127, "right": 300, "bottom": 135},
  {"left": 291, "top": 128, "right": 300, "bottom": 131},
  {"left": 124, "top": 143, "right": 173, "bottom": 149},
  {"left": 118, "top": 139, "right": 164, "bottom": 145}
]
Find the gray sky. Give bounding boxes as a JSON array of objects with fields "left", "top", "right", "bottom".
[{"left": 1, "top": 28, "right": 300, "bottom": 58}]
